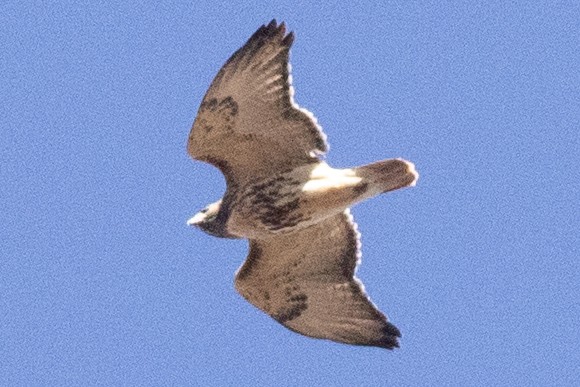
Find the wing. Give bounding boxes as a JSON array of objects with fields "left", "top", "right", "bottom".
[
  {"left": 235, "top": 210, "right": 401, "bottom": 349},
  {"left": 187, "top": 20, "right": 328, "bottom": 186}
]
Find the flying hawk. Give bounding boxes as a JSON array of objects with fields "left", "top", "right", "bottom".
[{"left": 187, "top": 20, "right": 418, "bottom": 349}]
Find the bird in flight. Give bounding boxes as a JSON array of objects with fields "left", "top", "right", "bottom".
[{"left": 187, "top": 20, "right": 418, "bottom": 349}]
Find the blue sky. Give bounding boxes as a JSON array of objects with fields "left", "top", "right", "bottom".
[{"left": 2, "top": 1, "right": 578, "bottom": 385}]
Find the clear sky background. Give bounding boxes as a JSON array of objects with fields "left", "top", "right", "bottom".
[{"left": 2, "top": 1, "right": 578, "bottom": 386}]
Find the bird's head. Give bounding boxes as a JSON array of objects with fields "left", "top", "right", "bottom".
[{"left": 187, "top": 200, "right": 234, "bottom": 238}]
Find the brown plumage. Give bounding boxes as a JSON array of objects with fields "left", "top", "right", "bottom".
[{"left": 187, "top": 20, "right": 418, "bottom": 349}]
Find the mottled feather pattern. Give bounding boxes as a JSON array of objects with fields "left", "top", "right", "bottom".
[
  {"left": 235, "top": 211, "right": 402, "bottom": 349},
  {"left": 187, "top": 20, "right": 328, "bottom": 186},
  {"left": 196, "top": 97, "right": 238, "bottom": 135},
  {"left": 238, "top": 174, "right": 308, "bottom": 233}
]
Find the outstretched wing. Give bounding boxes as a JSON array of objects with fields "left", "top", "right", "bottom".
[
  {"left": 188, "top": 20, "right": 328, "bottom": 186},
  {"left": 235, "top": 210, "right": 401, "bottom": 349}
]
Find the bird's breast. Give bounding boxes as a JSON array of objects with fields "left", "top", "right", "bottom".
[{"left": 226, "top": 163, "right": 373, "bottom": 239}]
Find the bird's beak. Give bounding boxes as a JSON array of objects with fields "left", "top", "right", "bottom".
[{"left": 187, "top": 212, "right": 205, "bottom": 226}]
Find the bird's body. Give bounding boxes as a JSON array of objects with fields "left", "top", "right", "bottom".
[
  {"left": 197, "top": 160, "right": 416, "bottom": 240},
  {"left": 187, "top": 20, "right": 418, "bottom": 349}
]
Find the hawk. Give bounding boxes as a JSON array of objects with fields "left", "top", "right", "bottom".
[{"left": 187, "top": 20, "right": 418, "bottom": 349}]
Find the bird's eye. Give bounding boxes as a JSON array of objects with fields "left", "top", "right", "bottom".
[{"left": 201, "top": 208, "right": 208, "bottom": 213}]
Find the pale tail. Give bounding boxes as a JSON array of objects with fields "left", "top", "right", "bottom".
[{"left": 356, "top": 158, "right": 418, "bottom": 193}]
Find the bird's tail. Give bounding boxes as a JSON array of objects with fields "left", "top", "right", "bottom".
[{"left": 356, "top": 158, "right": 418, "bottom": 193}]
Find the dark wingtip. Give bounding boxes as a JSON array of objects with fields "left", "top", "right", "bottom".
[
  {"left": 221, "top": 20, "right": 293, "bottom": 75},
  {"left": 383, "top": 338, "right": 400, "bottom": 350},
  {"left": 261, "top": 20, "right": 292, "bottom": 44},
  {"left": 267, "top": 19, "right": 277, "bottom": 29},
  {"left": 282, "top": 30, "right": 295, "bottom": 47},
  {"left": 384, "top": 321, "right": 402, "bottom": 338},
  {"left": 376, "top": 336, "right": 400, "bottom": 350},
  {"left": 374, "top": 322, "right": 402, "bottom": 350}
]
